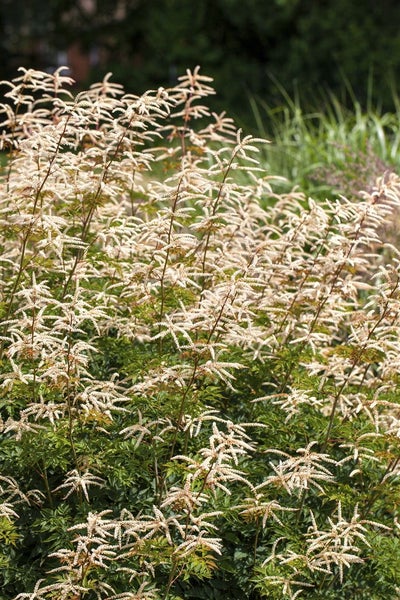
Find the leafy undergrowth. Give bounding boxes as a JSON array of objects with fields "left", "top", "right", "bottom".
[{"left": 1, "top": 67, "right": 400, "bottom": 599}]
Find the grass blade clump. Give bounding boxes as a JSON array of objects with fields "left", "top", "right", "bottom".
[{"left": 251, "top": 90, "right": 400, "bottom": 201}]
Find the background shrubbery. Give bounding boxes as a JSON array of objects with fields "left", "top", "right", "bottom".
[
  {"left": 2, "top": 0, "right": 400, "bottom": 123},
  {"left": 2, "top": 67, "right": 400, "bottom": 600}
]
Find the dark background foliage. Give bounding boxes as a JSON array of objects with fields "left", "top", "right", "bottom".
[{"left": 1, "top": 0, "right": 400, "bottom": 124}]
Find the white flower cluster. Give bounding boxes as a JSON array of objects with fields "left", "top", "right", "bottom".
[{"left": 2, "top": 66, "right": 400, "bottom": 599}]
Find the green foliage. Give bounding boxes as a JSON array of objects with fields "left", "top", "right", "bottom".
[
  {"left": 3, "top": 0, "right": 400, "bottom": 123},
  {"left": 252, "top": 89, "right": 400, "bottom": 200}
]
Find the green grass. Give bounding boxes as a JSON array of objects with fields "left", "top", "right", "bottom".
[{"left": 250, "top": 87, "right": 400, "bottom": 197}]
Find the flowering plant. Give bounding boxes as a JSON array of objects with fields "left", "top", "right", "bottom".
[{"left": 1, "top": 66, "right": 400, "bottom": 599}]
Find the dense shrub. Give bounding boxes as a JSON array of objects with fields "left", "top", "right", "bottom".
[
  {"left": 3, "top": 0, "right": 400, "bottom": 120},
  {"left": 1, "top": 67, "right": 400, "bottom": 599}
]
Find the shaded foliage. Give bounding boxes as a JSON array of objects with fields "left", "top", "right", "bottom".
[{"left": 1, "top": 0, "right": 400, "bottom": 120}]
